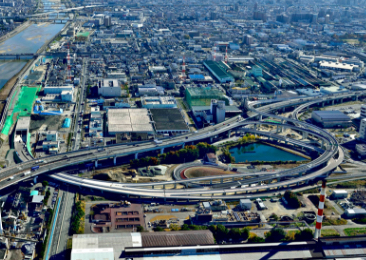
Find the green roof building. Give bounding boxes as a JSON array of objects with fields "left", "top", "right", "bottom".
[
  {"left": 203, "top": 61, "right": 234, "bottom": 83},
  {"left": 185, "top": 87, "right": 229, "bottom": 108}
]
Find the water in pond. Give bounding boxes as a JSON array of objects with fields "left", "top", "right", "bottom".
[{"left": 229, "top": 143, "right": 307, "bottom": 162}]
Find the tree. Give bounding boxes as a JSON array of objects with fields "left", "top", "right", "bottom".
[
  {"left": 42, "top": 180, "right": 49, "bottom": 187},
  {"left": 170, "top": 224, "right": 180, "bottom": 231},
  {"left": 295, "top": 228, "right": 313, "bottom": 241},
  {"left": 216, "top": 225, "right": 228, "bottom": 241},
  {"left": 137, "top": 226, "right": 144, "bottom": 232},
  {"left": 241, "top": 228, "right": 250, "bottom": 241},
  {"left": 265, "top": 228, "right": 286, "bottom": 242},
  {"left": 248, "top": 234, "right": 265, "bottom": 243},
  {"left": 153, "top": 226, "right": 164, "bottom": 232},
  {"left": 228, "top": 228, "right": 242, "bottom": 240},
  {"left": 181, "top": 224, "right": 190, "bottom": 230}
]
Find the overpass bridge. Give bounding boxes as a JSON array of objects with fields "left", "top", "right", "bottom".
[{"left": 0, "top": 91, "right": 363, "bottom": 199}]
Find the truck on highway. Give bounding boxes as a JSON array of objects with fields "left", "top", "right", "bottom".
[
  {"left": 97, "top": 148, "right": 105, "bottom": 152},
  {"left": 154, "top": 139, "right": 162, "bottom": 144},
  {"left": 31, "top": 166, "right": 40, "bottom": 171},
  {"left": 23, "top": 171, "right": 31, "bottom": 177}
]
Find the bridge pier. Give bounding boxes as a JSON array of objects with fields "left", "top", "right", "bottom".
[
  {"left": 298, "top": 172, "right": 303, "bottom": 177},
  {"left": 322, "top": 102, "right": 324, "bottom": 107},
  {"left": 221, "top": 178, "right": 223, "bottom": 183},
  {"left": 163, "top": 184, "right": 165, "bottom": 189},
  {"left": 95, "top": 160, "right": 98, "bottom": 168},
  {"left": 302, "top": 131, "right": 308, "bottom": 139},
  {"left": 232, "top": 177, "right": 235, "bottom": 181},
  {"left": 210, "top": 180, "right": 212, "bottom": 185},
  {"left": 160, "top": 148, "right": 164, "bottom": 154},
  {"left": 135, "top": 153, "right": 138, "bottom": 159},
  {"left": 210, "top": 137, "right": 213, "bottom": 143},
  {"left": 332, "top": 100, "right": 334, "bottom": 105},
  {"left": 114, "top": 156, "right": 117, "bottom": 165},
  {"left": 174, "top": 183, "right": 177, "bottom": 188},
  {"left": 356, "top": 95, "right": 359, "bottom": 101},
  {"left": 182, "top": 143, "right": 185, "bottom": 149},
  {"left": 259, "top": 115, "right": 263, "bottom": 121},
  {"left": 152, "top": 185, "right": 154, "bottom": 189},
  {"left": 227, "top": 130, "right": 231, "bottom": 138}
]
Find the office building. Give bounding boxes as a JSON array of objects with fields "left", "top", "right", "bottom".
[
  {"left": 211, "top": 99, "right": 225, "bottom": 124},
  {"left": 359, "top": 118, "right": 366, "bottom": 140}
]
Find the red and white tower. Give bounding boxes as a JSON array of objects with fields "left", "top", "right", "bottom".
[{"left": 314, "top": 180, "right": 327, "bottom": 239}]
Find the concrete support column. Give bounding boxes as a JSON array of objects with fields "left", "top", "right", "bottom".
[
  {"left": 210, "top": 179, "right": 212, "bottom": 185},
  {"left": 95, "top": 160, "right": 98, "bottom": 168},
  {"left": 297, "top": 182, "right": 300, "bottom": 186},
  {"left": 135, "top": 153, "right": 138, "bottom": 159},
  {"left": 227, "top": 130, "right": 231, "bottom": 138},
  {"left": 357, "top": 95, "right": 359, "bottom": 101},
  {"left": 259, "top": 115, "right": 263, "bottom": 121},
  {"left": 321, "top": 139, "right": 324, "bottom": 149},
  {"left": 299, "top": 172, "right": 303, "bottom": 177},
  {"left": 114, "top": 156, "right": 117, "bottom": 165},
  {"left": 152, "top": 185, "right": 154, "bottom": 189},
  {"left": 341, "top": 99, "right": 343, "bottom": 103},
  {"left": 322, "top": 102, "right": 324, "bottom": 107},
  {"left": 277, "top": 177, "right": 280, "bottom": 182},
  {"left": 232, "top": 177, "right": 235, "bottom": 181},
  {"left": 182, "top": 143, "right": 185, "bottom": 149},
  {"left": 258, "top": 181, "right": 261, "bottom": 186},
  {"left": 254, "top": 124, "right": 257, "bottom": 130},
  {"left": 174, "top": 183, "right": 177, "bottom": 188},
  {"left": 276, "top": 125, "right": 279, "bottom": 133},
  {"left": 282, "top": 107, "right": 285, "bottom": 112},
  {"left": 221, "top": 178, "right": 223, "bottom": 183},
  {"left": 160, "top": 148, "right": 164, "bottom": 154},
  {"left": 210, "top": 137, "right": 213, "bottom": 143},
  {"left": 163, "top": 184, "right": 165, "bottom": 189},
  {"left": 332, "top": 100, "right": 334, "bottom": 105},
  {"left": 305, "top": 180, "right": 309, "bottom": 185}
]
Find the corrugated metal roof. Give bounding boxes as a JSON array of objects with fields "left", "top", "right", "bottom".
[
  {"left": 312, "top": 110, "right": 350, "bottom": 120},
  {"left": 141, "top": 230, "right": 215, "bottom": 247}
]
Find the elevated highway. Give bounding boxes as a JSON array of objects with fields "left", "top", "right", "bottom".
[{"left": 0, "top": 91, "right": 363, "bottom": 199}]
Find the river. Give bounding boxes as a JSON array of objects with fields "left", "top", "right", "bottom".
[
  {"left": 229, "top": 143, "right": 307, "bottom": 162},
  {"left": 0, "top": 0, "right": 65, "bottom": 90}
]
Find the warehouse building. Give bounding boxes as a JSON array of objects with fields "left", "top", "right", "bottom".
[
  {"left": 311, "top": 110, "right": 352, "bottom": 128},
  {"left": 107, "top": 109, "right": 154, "bottom": 135},
  {"left": 203, "top": 60, "right": 234, "bottom": 83},
  {"left": 71, "top": 231, "right": 214, "bottom": 260},
  {"left": 150, "top": 108, "right": 189, "bottom": 134},
  {"left": 319, "top": 61, "right": 359, "bottom": 72},
  {"left": 15, "top": 117, "right": 30, "bottom": 136},
  {"left": 331, "top": 190, "right": 348, "bottom": 199},
  {"left": 98, "top": 79, "right": 122, "bottom": 97},
  {"left": 141, "top": 96, "right": 177, "bottom": 109}
]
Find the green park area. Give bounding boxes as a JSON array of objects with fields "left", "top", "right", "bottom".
[
  {"left": 1, "top": 86, "right": 41, "bottom": 136},
  {"left": 344, "top": 228, "right": 366, "bottom": 236}
]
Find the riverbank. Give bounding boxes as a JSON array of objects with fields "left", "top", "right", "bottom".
[
  {"left": 0, "top": 59, "right": 32, "bottom": 100},
  {"left": 0, "top": 21, "right": 32, "bottom": 45}
]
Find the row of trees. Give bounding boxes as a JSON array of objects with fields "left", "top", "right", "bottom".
[
  {"left": 152, "top": 224, "right": 314, "bottom": 244},
  {"left": 130, "top": 142, "right": 217, "bottom": 168},
  {"left": 71, "top": 201, "right": 85, "bottom": 234},
  {"left": 265, "top": 228, "right": 314, "bottom": 242}
]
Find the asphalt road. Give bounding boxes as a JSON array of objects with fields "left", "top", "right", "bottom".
[
  {"left": 73, "top": 57, "right": 87, "bottom": 151},
  {"left": 49, "top": 186, "right": 75, "bottom": 260}
]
